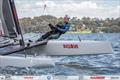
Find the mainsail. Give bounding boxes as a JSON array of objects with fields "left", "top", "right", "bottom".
[
  {"left": 0, "top": 0, "right": 24, "bottom": 46},
  {"left": 0, "top": 0, "right": 17, "bottom": 37}
]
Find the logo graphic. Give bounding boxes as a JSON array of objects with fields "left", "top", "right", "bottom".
[
  {"left": 47, "top": 76, "right": 51, "bottom": 80},
  {"left": 24, "top": 76, "right": 33, "bottom": 80},
  {"left": 0, "top": 76, "right": 5, "bottom": 80},
  {"left": 63, "top": 44, "right": 79, "bottom": 48},
  {"left": 90, "top": 76, "right": 105, "bottom": 80}
]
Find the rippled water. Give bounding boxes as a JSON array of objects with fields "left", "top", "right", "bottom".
[{"left": 0, "top": 33, "right": 120, "bottom": 76}]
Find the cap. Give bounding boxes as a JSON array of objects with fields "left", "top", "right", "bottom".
[{"left": 64, "top": 15, "right": 70, "bottom": 19}]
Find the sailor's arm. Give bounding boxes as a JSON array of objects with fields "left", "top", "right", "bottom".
[{"left": 57, "top": 24, "right": 70, "bottom": 33}]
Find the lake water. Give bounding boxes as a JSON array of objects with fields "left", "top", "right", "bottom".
[{"left": 0, "top": 33, "right": 120, "bottom": 76}]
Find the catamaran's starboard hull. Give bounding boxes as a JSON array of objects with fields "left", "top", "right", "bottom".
[
  {"left": 38, "top": 40, "right": 113, "bottom": 55},
  {"left": 0, "top": 56, "right": 55, "bottom": 67},
  {"left": 0, "top": 40, "right": 113, "bottom": 56}
]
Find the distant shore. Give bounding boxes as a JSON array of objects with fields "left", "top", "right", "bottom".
[{"left": 18, "top": 15, "right": 120, "bottom": 33}]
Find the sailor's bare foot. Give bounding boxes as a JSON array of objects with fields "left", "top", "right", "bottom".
[
  {"left": 36, "top": 37, "right": 43, "bottom": 42},
  {"left": 28, "top": 40, "right": 33, "bottom": 42},
  {"left": 27, "top": 43, "right": 30, "bottom": 47}
]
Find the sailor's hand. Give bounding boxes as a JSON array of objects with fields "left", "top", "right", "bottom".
[
  {"left": 48, "top": 23, "right": 52, "bottom": 26},
  {"left": 56, "top": 24, "right": 63, "bottom": 28}
]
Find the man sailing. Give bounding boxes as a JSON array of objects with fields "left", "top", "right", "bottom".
[{"left": 37, "top": 15, "right": 71, "bottom": 41}]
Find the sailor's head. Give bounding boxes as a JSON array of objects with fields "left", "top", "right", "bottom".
[{"left": 64, "top": 15, "right": 70, "bottom": 23}]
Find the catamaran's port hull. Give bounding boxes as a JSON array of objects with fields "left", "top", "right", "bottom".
[{"left": 0, "top": 56, "right": 55, "bottom": 67}]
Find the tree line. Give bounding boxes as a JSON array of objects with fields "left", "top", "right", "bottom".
[{"left": 19, "top": 15, "right": 120, "bottom": 33}]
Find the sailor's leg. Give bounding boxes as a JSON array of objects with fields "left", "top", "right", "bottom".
[
  {"left": 49, "top": 32, "right": 62, "bottom": 39},
  {"left": 49, "top": 24, "right": 56, "bottom": 31},
  {"left": 37, "top": 31, "right": 53, "bottom": 41},
  {"left": 42, "top": 31, "right": 52, "bottom": 39}
]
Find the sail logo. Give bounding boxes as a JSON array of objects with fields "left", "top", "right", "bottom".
[{"left": 63, "top": 44, "right": 79, "bottom": 48}]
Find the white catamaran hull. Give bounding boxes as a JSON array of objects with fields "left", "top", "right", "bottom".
[
  {"left": 0, "top": 56, "right": 55, "bottom": 67},
  {"left": 37, "top": 40, "right": 113, "bottom": 55},
  {"left": 0, "top": 39, "right": 113, "bottom": 56}
]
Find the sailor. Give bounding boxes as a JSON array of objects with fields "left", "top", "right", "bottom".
[{"left": 37, "top": 15, "right": 71, "bottom": 41}]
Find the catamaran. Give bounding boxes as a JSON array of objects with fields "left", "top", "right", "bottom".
[{"left": 0, "top": 0, "right": 113, "bottom": 67}]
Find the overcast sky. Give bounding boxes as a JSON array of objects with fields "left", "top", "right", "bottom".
[{"left": 15, "top": 0, "right": 120, "bottom": 19}]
